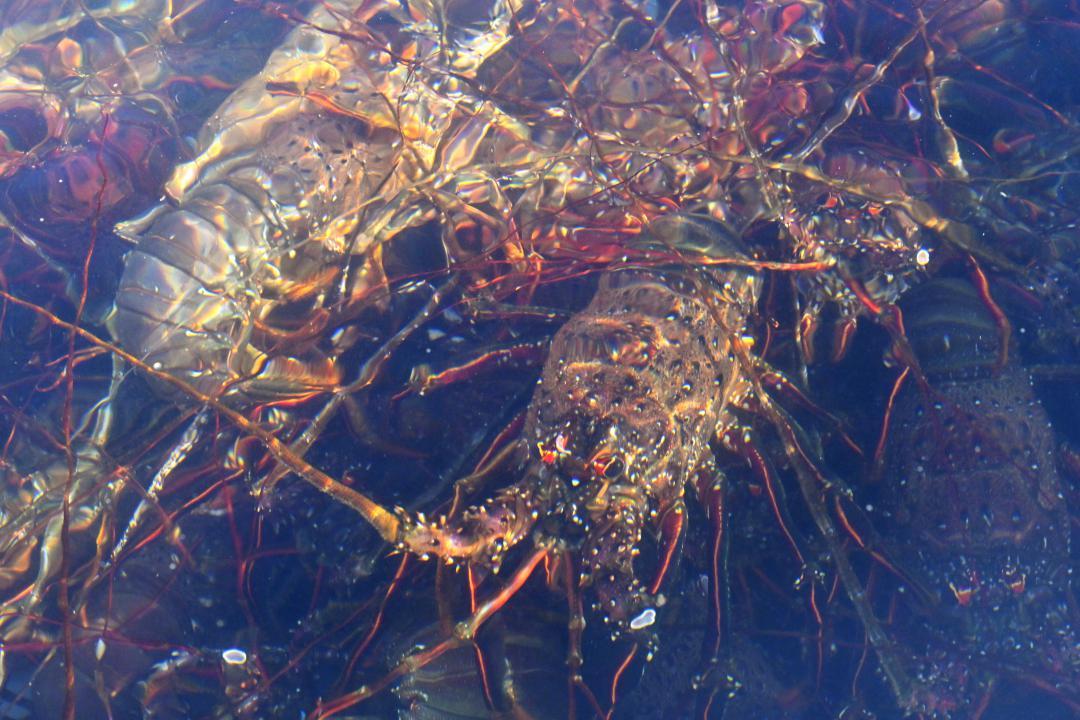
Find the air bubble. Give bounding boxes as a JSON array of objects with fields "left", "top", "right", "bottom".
[
  {"left": 222, "top": 648, "right": 248, "bottom": 665},
  {"left": 629, "top": 608, "right": 656, "bottom": 630}
]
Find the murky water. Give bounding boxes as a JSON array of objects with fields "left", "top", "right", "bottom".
[{"left": 0, "top": 1, "right": 1076, "bottom": 718}]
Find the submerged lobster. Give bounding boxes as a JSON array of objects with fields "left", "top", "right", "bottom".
[
  {"left": 2, "top": 0, "right": 1077, "bottom": 717},
  {"left": 878, "top": 277, "right": 1078, "bottom": 715},
  {"left": 298, "top": 211, "right": 918, "bottom": 718},
  {"left": 395, "top": 213, "right": 760, "bottom": 633}
]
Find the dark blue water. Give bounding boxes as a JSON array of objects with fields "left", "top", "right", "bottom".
[{"left": 0, "top": 1, "right": 1076, "bottom": 718}]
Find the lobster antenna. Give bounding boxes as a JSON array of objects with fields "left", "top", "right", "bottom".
[{"left": 0, "top": 289, "right": 405, "bottom": 544}]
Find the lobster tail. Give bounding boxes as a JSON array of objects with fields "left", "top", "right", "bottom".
[{"left": 897, "top": 278, "right": 1004, "bottom": 381}]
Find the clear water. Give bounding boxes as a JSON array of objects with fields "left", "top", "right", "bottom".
[{"left": 0, "top": 1, "right": 1076, "bottom": 718}]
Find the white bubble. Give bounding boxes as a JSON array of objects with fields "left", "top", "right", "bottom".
[
  {"left": 222, "top": 648, "right": 248, "bottom": 665},
  {"left": 629, "top": 608, "right": 656, "bottom": 630}
]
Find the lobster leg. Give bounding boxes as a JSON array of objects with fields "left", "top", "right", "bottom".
[
  {"left": 256, "top": 275, "right": 461, "bottom": 502},
  {"left": 337, "top": 393, "right": 428, "bottom": 459},
  {"left": 448, "top": 436, "right": 526, "bottom": 516},
  {"left": 721, "top": 427, "right": 813, "bottom": 574},
  {"left": 649, "top": 499, "right": 687, "bottom": 597},
  {"left": 693, "top": 468, "right": 731, "bottom": 719},
  {"left": 561, "top": 554, "right": 608, "bottom": 720},
  {"left": 725, "top": 334, "right": 924, "bottom": 711},
  {"left": 964, "top": 254, "right": 1011, "bottom": 370},
  {"left": 0, "top": 288, "right": 552, "bottom": 580},
  {"left": 312, "top": 543, "right": 551, "bottom": 719},
  {"left": 607, "top": 644, "right": 640, "bottom": 719},
  {"left": 396, "top": 338, "right": 549, "bottom": 399},
  {"left": 758, "top": 364, "right": 935, "bottom": 604},
  {"left": 0, "top": 291, "right": 403, "bottom": 544},
  {"left": 753, "top": 384, "right": 920, "bottom": 710},
  {"left": 757, "top": 365, "right": 863, "bottom": 458}
]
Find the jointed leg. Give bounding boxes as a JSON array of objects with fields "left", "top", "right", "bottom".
[{"left": 312, "top": 543, "right": 551, "bottom": 719}]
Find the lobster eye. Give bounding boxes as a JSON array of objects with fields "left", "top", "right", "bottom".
[{"left": 600, "top": 455, "right": 626, "bottom": 479}]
